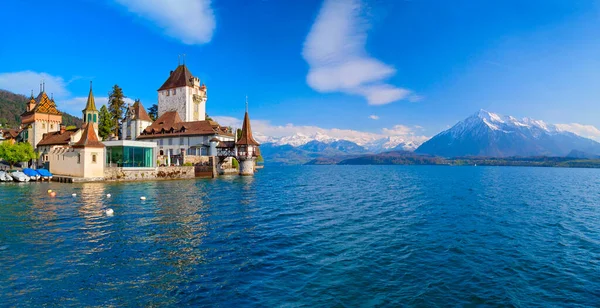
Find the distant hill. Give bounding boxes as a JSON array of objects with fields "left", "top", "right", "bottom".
[
  {"left": 260, "top": 140, "right": 372, "bottom": 165},
  {"left": 566, "top": 149, "right": 600, "bottom": 159},
  {"left": 416, "top": 110, "right": 600, "bottom": 157},
  {"left": 337, "top": 151, "right": 446, "bottom": 165},
  {"left": 0, "top": 89, "right": 82, "bottom": 128}
]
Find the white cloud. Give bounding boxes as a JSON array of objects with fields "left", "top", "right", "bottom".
[
  {"left": 369, "top": 115, "right": 379, "bottom": 120},
  {"left": 302, "top": 0, "right": 414, "bottom": 105},
  {"left": 113, "top": 0, "right": 215, "bottom": 45},
  {"left": 0, "top": 71, "right": 70, "bottom": 98},
  {"left": 556, "top": 123, "right": 600, "bottom": 142},
  {"left": 0, "top": 70, "right": 138, "bottom": 116},
  {"left": 213, "top": 115, "right": 429, "bottom": 146}
]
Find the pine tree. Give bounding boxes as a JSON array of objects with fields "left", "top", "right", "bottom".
[
  {"left": 148, "top": 104, "right": 158, "bottom": 121},
  {"left": 108, "top": 85, "right": 126, "bottom": 136},
  {"left": 98, "top": 105, "right": 112, "bottom": 140}
]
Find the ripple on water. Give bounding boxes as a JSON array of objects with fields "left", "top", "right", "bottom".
[{"left": 1, "top": 166, "right": 600, "bottom": 306}]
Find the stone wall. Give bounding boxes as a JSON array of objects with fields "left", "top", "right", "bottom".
[
  {"left": 104, "top": 166, "right": 195, "bottom": 181},
  {"left": 184, "top": 155, "right": 210, "bottom": 165}
]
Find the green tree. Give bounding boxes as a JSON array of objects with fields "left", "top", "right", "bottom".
[
  {"left": 236, "top": 128, "right": 242, "bottom": 140},
  {"left": 0, "top": 141, "right": 38, "bottom": 168},
  {"left": 148, "top": 104, "right": 158, "bottom": 121},
  {"left": 98, "top": 105, "right": 113, "bottom": 140},
  {"left": 205, "top": 113, "right": 213, "bottom": 121},
  {"left": 232, "top": 157, "right": 239, "bottom": 169},
  {"left": 257, "top": 155, "right": 264, "bottom": 163},
  {"left": 108, "top": 85, "right": 126, "bottom": 136},
  {"left": 65, "top": 125, "right": 77, "bottom": 130}
]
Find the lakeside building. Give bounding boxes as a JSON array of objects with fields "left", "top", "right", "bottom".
[
  {"left": 20, "top": 84, "right": 62, "bottom": 149},
  {"left": 18, "top": 61, "right": 260, "bottom": 180},
  {"left": 121, "top": 101, "right": 153, "bottom": 140},
  {"left": 124, "top": 64, "right": 236, "bottom": 166}
]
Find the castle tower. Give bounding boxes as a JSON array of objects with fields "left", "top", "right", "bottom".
[
  {"left": 157, "top": 64, "right": 207, "bottom": 122},
  {"left": 20, "top": 82, "right": 62, "bottom": 148},
  {"left": 235, "top": 100, "right": 260, "bottom": 176},
  {"left": 82, "top": 81, "right": 99, "bottom": 133}
]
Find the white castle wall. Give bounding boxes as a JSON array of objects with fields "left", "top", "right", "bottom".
[{"left": 158, "top": 86, "right": 207, "bottom": 122}]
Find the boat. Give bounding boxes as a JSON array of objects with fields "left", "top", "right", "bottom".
[
  {"left": 22, "top": 168, "right": 41, "bottom": 181},
  {"left": 36, "top": 169, "right": 53, "bottom": 181},
  {"left": 0, "top": 171, "right": 11, "bottom": 182},
  {"left": 10, "top": 171, "right": 30, "bottom": 182}
]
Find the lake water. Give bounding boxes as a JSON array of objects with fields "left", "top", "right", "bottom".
[{"left": 1, "top": 166, "right": 600, "bottom": 306}]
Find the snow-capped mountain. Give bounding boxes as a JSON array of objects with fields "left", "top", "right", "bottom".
[
  {"left": 256, "top": 132, "right": 425, "bottom": 152},
  {"left": 363, "top": 136, "right": 422, "bottom": 152},
  {"left": 416, "top": 110, "right": 600, "bottom": 157}
]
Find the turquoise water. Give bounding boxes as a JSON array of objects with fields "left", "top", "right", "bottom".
[{"left": 1, "top": 166, "right": 600, "bottom": 306}]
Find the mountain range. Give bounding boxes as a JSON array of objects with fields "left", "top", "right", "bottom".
[{"left": 260, "top": 109, "right": 600, "bottom": 164}]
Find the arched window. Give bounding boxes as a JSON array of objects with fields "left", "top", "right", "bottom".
[{"left": 159, "top": 150, "right": 164, "bottom": 155}]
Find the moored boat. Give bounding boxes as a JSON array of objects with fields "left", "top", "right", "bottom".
[
  {"left": 36, "top": 169, "right": 53, "bottom": 181},
  {"left": 0, "top": 171, "right": 11, "bottom": 182},
  {"left": 10, "top": 171, "right": 30, "bottom": 182},
  {"left": 23, "top": 168, "right": 41, "bottom": 181}
]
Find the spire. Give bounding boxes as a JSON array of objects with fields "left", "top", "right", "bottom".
[
  {"left": 236, "top": 97, "right": 260, "bottom": 146},
  {"left": 82, "top": 81, "right": 98, "bottom": 112}
]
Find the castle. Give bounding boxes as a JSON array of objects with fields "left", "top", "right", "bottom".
[{"left": 18, "top": 62, "right": 260, "bottom": 179}]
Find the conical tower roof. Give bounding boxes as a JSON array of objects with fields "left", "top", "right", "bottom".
[
  {"left": 73, "top": 122, "right": 104, "bottom": 148},
  {"left": 236, "top": 111, "right": 260, "bottom": 146},
  {"left": 82, "top": 81, "right": 98, "bottom": 113}
]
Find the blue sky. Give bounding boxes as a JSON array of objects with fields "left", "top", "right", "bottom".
[{"left": 2, "top": 0, "right": 600, "bottom": 143}]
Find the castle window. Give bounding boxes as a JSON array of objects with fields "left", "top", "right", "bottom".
[
  {"left": 168, "top": 138, "right": 173, "bottom": 145},
  {"left": 77, "top": 154, "right": 81, "bottom": 164},
  {"left": 173, "top": 88, "right": 176, "bottom": 95},
  {"left": 92, "top": 154, "right": 97, "bottom": 163},
  {"left": 88, "top": 114, "right": 92, "bottom": 122},
  {"left": 159, "top": 139, "right": 163, "bottom": 146},
  {"left": 180, "top": 137, "right": 184, "bottom": 144},
  {"left": 50, "top": 124, "right": 54, "bottom": 129},
  {"left": 159, "top": 150, "right": 164, "bottom": 155},
  {"left": 42, "top": 123, "right": 46, "bottom": 129},
  {"left": 166, "top": 90, "right": 170, "bottom": 96},
  {"left": 93, "top": 114, "right": 97, "bottom": 122}
]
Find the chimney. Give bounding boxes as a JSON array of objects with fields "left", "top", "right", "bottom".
[{"left": 60, "top": 125, "right": 66, "bottom": 134}]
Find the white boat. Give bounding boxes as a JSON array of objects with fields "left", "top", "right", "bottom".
[
  {"left": 10, "top": 171, "right": 30, "bottom": 182},
  {"left": 0, "top": 171, "right": 10, "bottom": 182}
]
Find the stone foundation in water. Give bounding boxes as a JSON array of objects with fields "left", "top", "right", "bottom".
[{"left": 104, "top": 166, "right": 195, "bottom": 181}]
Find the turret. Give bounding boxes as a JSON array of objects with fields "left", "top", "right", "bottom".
[
  {"left": 235, "top": 98, "right": 260, "bottom": 176},
  {"left": 82, "top": 81, "right": 99, "bottom": 131}
]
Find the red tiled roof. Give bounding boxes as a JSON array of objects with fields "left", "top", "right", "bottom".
[
  {"left": 123, "top": 100, "right": 152, "bottom": 122},
  {"left": 37, "top": 128, "right": 78, "bottom": 146},
  {"left": 137, "top": 111, "right": 233, "bottom": 139},
  {"left": 73, "top": 123, "right": 105, "bottom": 148},
  {"left": 0, "top": 129, "right": 20, "bottom": 139},
  {"left": 236, "top": 111, "right": 260, "bottom": 146},
  {"left": 157, "top": 65, "right": 195, "bottom": 91}
]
